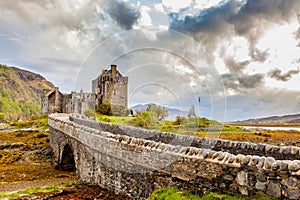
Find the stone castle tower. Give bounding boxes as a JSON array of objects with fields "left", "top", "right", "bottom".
[
  {"left": 92, "top": 64, "right": 128, "bottom": 115},
  {"left": 42, "top": 64, "right": 128, "bottom": 116}
]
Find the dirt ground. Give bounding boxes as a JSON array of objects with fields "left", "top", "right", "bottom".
[
  {"left": 219, "top": 130, "right": 300, "bottom": 147},
  {"left": 1, "top": 128, "right": 300, "bottom": 199},
  {"left": 0, "top": 130, "right": 131, "bottom": 199}
]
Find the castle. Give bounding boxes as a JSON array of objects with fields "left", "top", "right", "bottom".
[{"left": 42, "top": 65, "right": 128, "bottom": 116}]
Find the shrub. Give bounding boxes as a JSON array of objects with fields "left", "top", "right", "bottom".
[
  {"left": 173, "top": 116, "right": 185, "bottom": 125},
  {"left": 97, "top": 101, "right": 112, "bottom": 115},
  {"left": 132, "top": 111, "right": 151, "bottom": 127},
  {"left": 84, "top": 109, "right": 96, "bottom": 119}
]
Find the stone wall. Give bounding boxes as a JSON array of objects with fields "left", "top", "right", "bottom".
[
  {"left": 49, "top": 114, "right": 300, "bottom": 199},
  {"left": 69, "top": 115, "right": 300, "bottom": 161}
]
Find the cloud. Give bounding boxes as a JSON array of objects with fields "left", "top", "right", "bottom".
[
  {"left": 225, "top": 88, "right": 300, "bottom": 121},
  {"left": 106, "top": 0, "right": 140, "bottom": 30},
  {"left": 224, "top": 57, "right": 250, "bottom": 73},
  {"left": 162, "top": 0, "right": 193, "bottom": 13},
  {"left": 222, "top": 73, "right": 264, "bottom": 90},
  {"left": 268, "top": 68, "right": 300, "bottom": 82},
  {"left": 169, "top": 0, "right": 300, "bottom": 58},
  {"left": 0, "top": 0, "right": 300, "bottom": 121}
]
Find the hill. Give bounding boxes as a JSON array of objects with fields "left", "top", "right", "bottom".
[
  {"left": 233, "top": 113, "right": 300, "bottom": 125},
  {"left": 0, "top": 64, "right": 54, "bottom": 121}
]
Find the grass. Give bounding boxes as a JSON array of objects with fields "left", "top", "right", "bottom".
[
  {"left": 8, "top": 114, "right": 48, "bottom": 130},
  {"left": 96, "top": 114, "right": 248, "bottom": 135},
  {"left": 0, "top": 183, "right": 75, "bottom": 198},
  {"left": 148, "top": 187, "right": 274, "bottom": 200}
]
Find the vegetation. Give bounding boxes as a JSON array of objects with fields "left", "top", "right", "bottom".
[
  {"left": 145, "top": 103, "right": 169, "bottom": 121},
  {"left": 0, "top": 64, "right": 54, "bottom": 121},
  {"left": 0, "top": 88, "right": 41, "bottom": 121},
  {"left": 0, "top": 183, "right": 75, "bottom": 198},
  {"left": 9, "top": 114, "right": 49, "bottom": 130},
  {"left": 84, "top": 109, "right": 96, "bottom": 119},
  {"left": 148, "top": 187, "right": 273, "bottom": 200},
  {"left": 133, "top": 110, "right": 151, "bottom": 127},
  {"left": 96, "top": 113, "right": 245, "bottom": 135},
  {"left": 97, "top": 100, "right": 112, "bottom": 115}
]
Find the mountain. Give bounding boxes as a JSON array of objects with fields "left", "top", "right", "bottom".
[
  {"left": 0, "top": 64, "right": 54, "bottom": 121},
  {"left": 131, "top": 104, "right": 189, "bottom": 120},
  {"left": 232, "top": 113, "right": 300, "bottom": 125}
]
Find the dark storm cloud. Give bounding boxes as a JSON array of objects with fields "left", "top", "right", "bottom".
[
  {"left": 169, "top": 0, "right": 300, "bottom": 59},
  {"left": 169, "top": 0, "right": 241, "bottom": 34},
  {"left": 268, "top": 68, "right": 300, "bottom": 81},
  {"left": 106, "top": 0, "right": 140, "bottom": 30}
]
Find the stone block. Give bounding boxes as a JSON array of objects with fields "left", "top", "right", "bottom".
[
  {"left": 287, "top": 189, "right": 300, "bottom": 200},
  {"left": 255, "top": 181, "right": 266, "bottom": 191},
  {"left": 236, "top": 171, "right": 248, "bottom": 186},
  {"left": 266, "top": 181, "right": 281, "bottom": 198}
]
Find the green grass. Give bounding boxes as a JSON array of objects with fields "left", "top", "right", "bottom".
[
  {"left": 0, "top": 183, "right": 74, "bottom": 199},
  {"left": 148, "top": 187, "right": 274, "bottom": 200},
  {"left": 148, "top": 187, "right": 202, "bottom": 200},
  {"left": 9, "top": 114, "right": 48, "bottom": 130},
  {"left": 96, "top": 114, "right": 248, "bottom": 135}
]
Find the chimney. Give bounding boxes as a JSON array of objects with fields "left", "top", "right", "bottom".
[{"left": 111, "top": 64, "right": 117, "bottom": 78}]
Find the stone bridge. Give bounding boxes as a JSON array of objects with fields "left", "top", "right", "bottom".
[{"left": 48, "top": 113, "right": 300, "bottom": 199}]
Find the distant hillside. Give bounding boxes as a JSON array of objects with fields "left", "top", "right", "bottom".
[
  {"left": 0, "top": 64, "right": 54, "bottom": 121},
  {"left": 233, "top": 113, "right": 300, "bottom": 125},
  {"left": 131, "top": 104, "right": 189, "bottom": 120}
]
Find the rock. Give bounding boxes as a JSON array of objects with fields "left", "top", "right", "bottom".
[
  {"left": 264, "top": 157, "right": 275, "bottom": 169},
  {"left": 287, "top": 177, "right": 299, "bottom": 187},
  {"left": 256, "top": 175, "right": 266, "bottom": 182},
  {"left": 227, "top": 155, "right": 235, "bottom": 163},
  {"left": 279, "top": 161, "right": 288, "bottom": 171},
  {"left": 235, "top": 154, "right": 244, "bottom": 164},
  {"left": 255, "top": 181, "right": 266, "bottom": 191},
  {"left": 266, "top": 181, "right": 281, "bottom": 198},
  {"left": 223, "top": 174, "right": 234, "bottom": 181},
  {"left": 271, "top": 161, "right": 280, "bottom": 171},
  {"left": 238, "top": 186, "right": 248, "bottom": 196},
  {"left": 249, "top": 156, "right": 259, "bottom": 166},
  {"left": 241, "top": 156, "right": 251, "bottom": 166},
  {"left": 288, "top": 189, "right": 300, "bottom": 200},
  {"left": 257, "top": 157, "right": 265, "bottom": 168},
  {"left": 217, "top": 153, "right": 225, "bottom": 161},
  {"left": 288, "top": 161, "right": 300, "bottom": 172},
  {"left": 236, "top": 171, "right": 248, "bottom": 186},
  {"left": 291, "top": 147, "right": 299, "bottom": 155}
]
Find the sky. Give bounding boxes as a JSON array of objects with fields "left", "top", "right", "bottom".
[{"left": 0, "top": 0, "right": 300, "bottom": 121}]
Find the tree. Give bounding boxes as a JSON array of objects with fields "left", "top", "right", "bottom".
[{"left": 146, "top": 103, "right": 168, "bottom": 121}]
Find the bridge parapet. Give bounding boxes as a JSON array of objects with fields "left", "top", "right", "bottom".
[{"left": 48, "top": 113, "right": 300, "bottom": 199}]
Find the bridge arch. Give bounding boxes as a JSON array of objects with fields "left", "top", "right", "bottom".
[{"left": 60, "top": 143, "right": 76, "bottom": 171}]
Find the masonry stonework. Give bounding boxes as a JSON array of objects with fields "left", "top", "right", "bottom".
[
  {"left": 42, "top": 64, "right": 128, "bottom": 116},
  {"left": 49, "top": 113, "right": 300, "bottom": 199}
]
